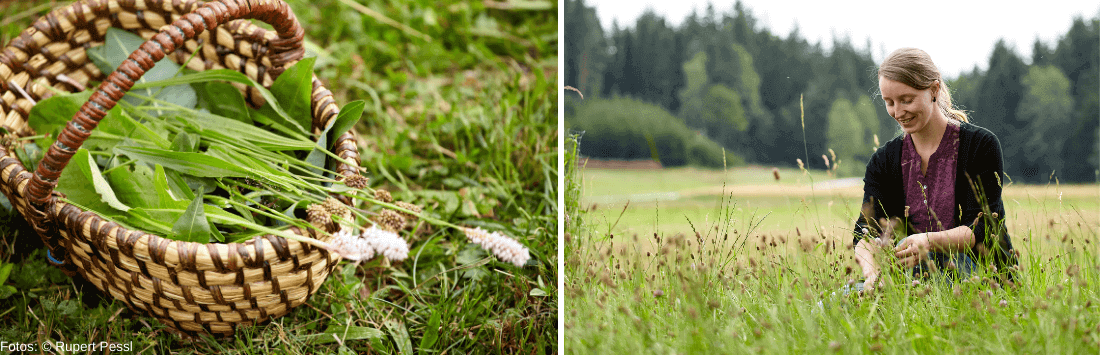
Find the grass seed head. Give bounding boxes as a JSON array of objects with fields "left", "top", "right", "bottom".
[
  {"left": 321, "top": 197, "right": 351, "bottom": 221},
  {"left": 306, "top": 203, "right": 335, "bottom": 233},
  {"left": 375, "top": 189, "right": 394, "bottom": 203},
  {"left": 392, "top": 201, "right": 422, "bottom": 221},
  {"left": 343, "top": 174, "right": 369, "bottom": 189},
  {"left": 377, "top": 209, "right": 407, "bottom": 232}
]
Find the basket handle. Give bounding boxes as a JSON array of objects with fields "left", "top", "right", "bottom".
[{"left": 25, "top": 0, "right": 305, "bottom": 207}]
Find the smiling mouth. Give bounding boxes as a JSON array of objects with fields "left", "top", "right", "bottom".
[{"left": 897, "top": 116, "right": 914, "bottom": 124}]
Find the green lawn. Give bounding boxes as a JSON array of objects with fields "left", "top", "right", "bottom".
[{"left": 1, "top": 0, "right": 557, "bottom": 353}]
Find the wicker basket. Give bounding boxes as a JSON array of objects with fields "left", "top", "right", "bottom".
[{"left": 0, "top": 0, "right": 359, "bottom": 335}]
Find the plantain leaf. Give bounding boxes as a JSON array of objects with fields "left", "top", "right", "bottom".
[
  {"left": 171, "top": 195, "right": 212, "bottom": 243},
  {"left": 196, "top": 81, "right": 252, "bottom": 124},
  {"left": 270, "top": 57, "right": 317, "bottom": 134},
  {"left": 114, "top": 146, "right": 251, "bottom": 178},
  {"left": 105, "top": 163, "right": 161, "bottom": 209},
  {"left": 170, "top": 132, "right": 198, "bottom": 153},
  {"left": 56, "top": 149, "right": 130, "bottom": 214}
]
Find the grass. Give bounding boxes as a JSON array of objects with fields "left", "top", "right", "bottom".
[
  {"left": 565, "top": 135, "right": 1100, "bottom": 353},
  {"left": 1, "top": 0, "right": 556, "bottom": 353}
]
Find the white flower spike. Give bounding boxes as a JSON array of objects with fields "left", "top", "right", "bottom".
[
  {"left": 462, "top": 227, "right": 530, "bottom": 267},
  {"left": 361, "top": 225, "right": 409, "bottom": 261}
]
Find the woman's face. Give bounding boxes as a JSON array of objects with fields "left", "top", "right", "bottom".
[{"left": 879, "top": 77, "right": 937, "bottom": 135}]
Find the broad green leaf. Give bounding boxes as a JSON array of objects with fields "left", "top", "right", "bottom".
[
  {"left": 114, "top": 146, "right": 251, "bottom": 178},
  {"left": 153, "top": 164, "right": 187, "bottom": 206},
  {"left": 27, "top": 91, "right": 92, "bottom": 148},
  {"left": 170, "top": 132, "right": 198, "bottom": 153},
  {"left": 56, "top": 149, "right": 129, "bottom": 216},
  {"left": 384, "top": 320, "right": 413, "bottom": 355},
  {"left": 0, "top": 263, "right": 12, "bottom": 285},
  {"left": 306, "top": 326, "right": 385, "bottom": 345},
  {"left": 105, "top": 163, "right": 161, "bottom": 209},
  {"left": 165, "top": 170, "right": 195, "bottom": 200},
  {"left": 87, "top": 28, "right": 196, "bottom": 114},
  {"left": 327, "top": 100, "right": 366, "bottom": 147},
  {"left": 171, "top": 195, "right": 212, "bottom": 243},
  {"left": 270, "top": 57, "right": 317, "bottom": 133},
  {"left": 196, "top": 81, "right": 252, "bottom": 124}
]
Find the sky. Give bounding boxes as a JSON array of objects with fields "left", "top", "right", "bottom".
[{"left": 589, "top": 0, "right": 1100, "bottom": 78}]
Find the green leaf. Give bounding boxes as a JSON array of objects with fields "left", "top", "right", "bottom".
[
  {"left": 0, "top": 262, "right": 13, "bottom": 285},
  {"left": 131, "top": 68, "right": 305, "bottom": 138},
  {"left": 170, "top": 132, "right": 198, "bottom": 153},
  {"left": 87, "top": 28, "right": 196, "bottom": 114},
  {"left": 270, "top": 57, "right": 317, "bottom": 134},
  {"left": 153, "top": 164, "right": 187, "bottom": 206},
  {"left": 27, "top": 91, "right": 92, "bottom": 148},
  {"left": 384, "top": 320, "right": 413, "bottom": 355},
  {"left": 86, "top": 149, "right": 130, "bottom": 212},
  {"left": 327, "top": 100, "right": 366, "bottom": 147},
  {"left": 196, "top": 81, "right": 252, "bottom": 124},
  {"left": 307, "top": 326, "right": 385, "bottom": 345},
  {"left": 419, "top": 309, "right": 441, "bottom": 350},
  {"left": 105, "top": 163, "right": 161, "bottom": 209},
  {"left": 171, "top": 195, "right": 212, "bottom": 243},
  {"left": 114, "top": 146, "right": 251, "bottom": 178},
  {"left": 175, "top": 110, "right": 314, "bottom": 151},
  {"left": 165, "top": 170, "right": 195, "bottom": 200},
  {"left": 56, "top": 149, "right": 129, "bottom": 217}
]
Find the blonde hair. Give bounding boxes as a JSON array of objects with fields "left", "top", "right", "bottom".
[{"left": 878, "top": 48, "right": 969, "bottom": 122}]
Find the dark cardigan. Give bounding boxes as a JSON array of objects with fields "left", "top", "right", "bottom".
[{"left": 852, "top": 121, "right": 1018, "bottom": 271}]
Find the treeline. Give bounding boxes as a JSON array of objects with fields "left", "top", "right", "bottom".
[{"left": 564, "top": 0, "right": 1100, "bottom": 183}]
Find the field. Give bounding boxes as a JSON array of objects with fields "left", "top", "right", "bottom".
[
  {"left": 565, "top": 156, "right": 1100, "bottom": 353},
  {"left": 1, "top": 0, "right": 556, "bottom": 353}
]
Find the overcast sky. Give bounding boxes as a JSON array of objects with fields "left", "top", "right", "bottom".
[{"left": 590, "top": 0, "right": 1100, "bottom": 78}]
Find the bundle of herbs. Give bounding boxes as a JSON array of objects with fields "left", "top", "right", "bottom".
[{"left": 11, "top": 28, "right": 529, "bottom": 267}]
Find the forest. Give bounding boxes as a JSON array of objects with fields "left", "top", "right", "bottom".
[{"left": 564, "top": 0, "right": 1100, "bottom": 183}]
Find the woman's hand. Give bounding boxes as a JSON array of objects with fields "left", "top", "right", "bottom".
[{"left": 894, "top": 233, "right": 932, "bottom": 269}]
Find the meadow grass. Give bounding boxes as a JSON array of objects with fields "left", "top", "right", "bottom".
[
  {"left": 565, "top": 143, "right": 1100, "bottom": 353},
  {"left": 0, "top": 0, "right": 557, "bottom": 353}
]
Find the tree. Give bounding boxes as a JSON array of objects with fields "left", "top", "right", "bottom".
[
  {"left": 975, "top": 40, "right": 1027, "bottom": 180},
  {"left": 1017, "top": 65, "right": 1075, "bottom": 181},
  {"left": 826, "top": 96, "right": 864, "bottom": 175}
]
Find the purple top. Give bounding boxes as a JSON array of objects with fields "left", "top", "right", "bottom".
[{"left": 901, "top": 122, "right": 960, "bottom": 233}]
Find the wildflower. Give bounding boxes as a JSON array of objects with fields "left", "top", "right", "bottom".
[
  {"left": 377, "top": 209, "right": 407, "bottom": 231},
  {"left": 375, "top": 189, "right": 394, "bottom": 203},
  {"left": 361, "top": 225, "right": 409, "bottom": 261},
  {"left": 461, "top": 227, "right": 530, "bottom": 267},
  {"left": 344, "top": 174, "right": 369, "bottom": 189},
  {"left": 394, "top": 201, "right": 422, "bottom": 221},
  {"left": 652, "top": 289, "right": 664, "bottom": 297},
  {"left": 327, "top": 227, "right": 373, "bottom": 261}
]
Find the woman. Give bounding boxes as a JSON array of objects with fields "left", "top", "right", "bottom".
[{"left": 852, "top": 48, "right": 1017, "bottom": 292}]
